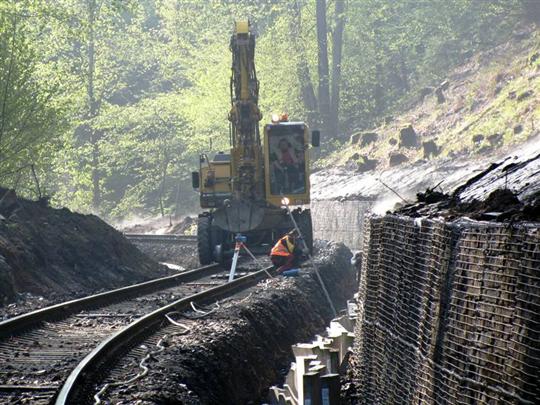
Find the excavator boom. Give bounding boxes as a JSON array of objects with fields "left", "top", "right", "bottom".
[{"left": 228, "top": 21, "right": 263, "bottom": 201}]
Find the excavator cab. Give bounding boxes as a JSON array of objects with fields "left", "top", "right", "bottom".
[{"left": 264, "top": 121, "right": 311, "bottom": 207}]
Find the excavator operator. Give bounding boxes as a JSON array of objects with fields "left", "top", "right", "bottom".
[{"left": 270, "top": 230, "right": 304, "bottom": 273}]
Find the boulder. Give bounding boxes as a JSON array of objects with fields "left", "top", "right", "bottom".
[
  {"left": 422, "top": 140, "right": 441, "bottom": 159},
  {"left": 350, "top": 133, "right": 361, "bottom": 144},
  {"left": 435, "top": 80, "right": 449, "bottom": 104},
  {"left": 487, "top": 133, "right": 503, "bottom": 146},
  {"left": 389, "top": 152, "right": 409, "bottom": 167},
  {"left": 472, "top": 134, "right": 484, "bottom": 145},
  {"left": 517, "top": 90, "right": 533, "bottom": 101},
  {"left": 514, "top": 124, "right": 523, "bottom": 134},
  {"left": 360, "top": 132, "right": 378, "bottom": 147},
  {"left": 357, "top": 156, "right": 378, "bottom": 173},
  {"left": 389, "top": 138, "right": 398, "bottom": 146},
  {"left": 399, "top": 124, "right": 418, "bottom": 148},
  {"left": 419, "top": 87, "right": 434, "bottom": 101}
]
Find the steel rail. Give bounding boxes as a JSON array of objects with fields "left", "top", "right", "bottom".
[
  {"left": 124, "top": 233, "right": 196, "bottom": 244},
  {"left": 55, "top": 266, "right": 273, "bottom": 405},
  {"left": 0, "top": 263, "right": 220, "bottom": 339}
]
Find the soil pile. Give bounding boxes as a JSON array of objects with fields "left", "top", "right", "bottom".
[
  {"left": 103, "top": 241, "right": 355, "bottom": 404},
  {"left": 398, "top": 187, "right": 540, "bottom": 221},
  {"left": 395, "top": 152, "right": 540, "bottom": 221},
  {"left": 0, "top": 188, "right": 169, "bottom": 306}
]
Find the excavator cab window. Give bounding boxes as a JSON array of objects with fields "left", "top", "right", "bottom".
[{"left": 267, "top": 124, "right": 307, "bottom": 195}]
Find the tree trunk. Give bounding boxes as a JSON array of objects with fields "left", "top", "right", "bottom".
[
  {"left": 158, "top": 153, "right": 169, "bottom": 218},
  {"left": 330, "top": 0, "right": 345, "bottom": 140},
  {"left": 291, "top": 1, "right": 318, "bottom": 127},
  {"left": 316, "top": 0, "right": 331, "bottom": 137},
  {"left": 87, "top": 0, "right": 100, "bottom": 211}
]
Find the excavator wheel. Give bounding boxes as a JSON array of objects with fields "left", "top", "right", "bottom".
[
  {"left": 197, "top": 215, "right": 213, "bottom": 265},
  {"left": 294, "top": 209, "right": 313, "bottom": 254}
]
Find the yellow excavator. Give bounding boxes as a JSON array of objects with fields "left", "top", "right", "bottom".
[{"left": 192, "top": 21, "right": 320, "bottom": 265}]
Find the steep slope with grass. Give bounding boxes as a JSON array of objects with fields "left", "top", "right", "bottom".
[{"left": 317, "top": 28, "right": 539, "bottom": 174}]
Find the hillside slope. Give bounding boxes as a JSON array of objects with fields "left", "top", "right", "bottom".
[{"left": 317, "top": 27, "right": 539, "bottom": 177}]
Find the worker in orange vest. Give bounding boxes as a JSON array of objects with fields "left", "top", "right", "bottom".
[{"left": 270, "top": 230, "right": 303, "bottom": 273}]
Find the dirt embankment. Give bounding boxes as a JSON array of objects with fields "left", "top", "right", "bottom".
[
  {"left": 395, "top": 151, "right": 540, "bottom": 221},
  {"left": 0, "top": 188, "right": 170, "bottom": 307},
  {"left": 103, "top": 241, "right": 355, "bottom": 404}
]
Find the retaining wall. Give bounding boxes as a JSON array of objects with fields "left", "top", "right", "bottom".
[
  {"left": 354, "top": 215, "right": 540, "bottom": 404},
  {"left": 311, "top": 200, "right": 373, "bottom": 250}
]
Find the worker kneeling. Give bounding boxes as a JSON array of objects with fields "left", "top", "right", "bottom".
[{"left": 270, "top": 230, "right": 305, "bottom": 274}]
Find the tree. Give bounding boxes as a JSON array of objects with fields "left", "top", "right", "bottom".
[
  {"left": 316, "top": 0, "right": 331, "bottom": 139},
  {"left": 330, "top": 0, "right": 345, "bottom": 139},
  {"left": 0, "top": 4, "right": 60, "bottom": 196}
]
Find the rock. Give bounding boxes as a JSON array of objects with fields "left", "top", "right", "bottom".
[
  {"left": 419, "top": 87, "right": 434, "bottom": 101},
  {"left": 423, "top": 140, "right": 441, "bottom": 159},
  {"left": 350, "top": 153, "right": 360, "bottom": 161},
  {"left": 360, "top": 132, "right": 378, "bottom": 147},
  {"left": 357, "top": 156, "right": 378, "bottom": 173},
  {"left": 487, "top": 133, "right": 503, "bottom": 147},
  {"left": 349, "top": 133, "right": 361, "bottom": 144},
  {"left": 472, "top": 134, "right": 484, "bottom": 145},
  {"left": 435, "top": 80, "right": 450, "bottom": 102},
  {"left": 435, "top": 89, "right": 446, "bottom": 103},
  {"left": 514, "top": 124, "right": 523, "bottom": 134},
  {"left": 517, "top": 90, "right": 533, "bottom": 101},
  {"left": 389, "top": 152, "right": 409, "bottom": 167},
  {"left": 508, "top": 91, "right": 516, "bottom": 99},
  {"left": 530, "top": 52, "right": 539, "bottom": 65},
  {"left": 389, "top": 138, "right": 398, "bottom": 146},
  {"left": 399, "top": 124, "right": 418, "bottom": 148},
  {"left": 350, "top": 132, "right": 378, "bottom": 147}
]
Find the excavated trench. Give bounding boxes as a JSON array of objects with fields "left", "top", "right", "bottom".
[{"left": 99, "top": 242, "right": 355, "bottom": 404}]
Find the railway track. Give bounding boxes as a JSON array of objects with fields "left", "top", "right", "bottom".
[
  {"left": 124, "top": 233, "right": 196, "bottom": 244},
  {"left": 0, "top": 261, "right": 269, "bottom": 404},
  {"left": 56, "top": 266, "right": 273, "bottom": 404}
]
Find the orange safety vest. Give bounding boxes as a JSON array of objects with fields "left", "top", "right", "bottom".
[{"left": 270, "top": 235, "right": 295, "bottom": 257}]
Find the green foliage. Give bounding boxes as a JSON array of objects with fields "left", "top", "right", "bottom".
[{"left": 0, "top": 0, "right": 527, "bottom": 218}]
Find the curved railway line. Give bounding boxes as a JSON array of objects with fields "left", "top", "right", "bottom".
[{"left": 0, "top": 260, "right": 271, "bottom": 404}]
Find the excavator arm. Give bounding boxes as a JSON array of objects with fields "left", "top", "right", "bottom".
[{"left": 228, "top": 21, "right": 263, "bottom": 201}]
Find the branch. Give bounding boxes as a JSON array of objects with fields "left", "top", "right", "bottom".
[{"left": 0, "top": 16, "right": 18, "bottom": 152}]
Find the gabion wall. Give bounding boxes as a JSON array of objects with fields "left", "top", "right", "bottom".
[{"left": 354, "top": 215, "right": 539, "bottom": 405}]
